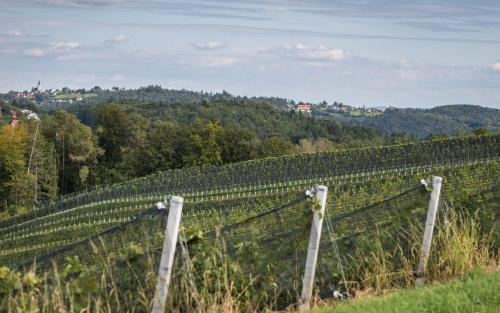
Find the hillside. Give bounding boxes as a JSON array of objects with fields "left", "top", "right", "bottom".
[
  {"left": 316, "top": 105, "right": 500, "bottom": 138},
  {"left": 65, "top": 99, "right": 386, "bottom": 144},
  {"left": 315, "top": 270, "right": 500, "bottom": 313}
]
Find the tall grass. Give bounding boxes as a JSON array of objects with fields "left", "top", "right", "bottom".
[
  {"left": 0, "top": 208, "right": 497, "bottom": 312},
  {"left": 345, "top": 209, "right": 497, "bottom": 297}
]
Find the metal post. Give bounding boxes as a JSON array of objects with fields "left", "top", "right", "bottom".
[
  {"left": 152, "top": 196, "right": 184, "bottom": 313},
  {"left": 299, "top": 185, "right": 328, "bottom": 311},
  {"left": 416, "top": 176, "right": 442, "bottom": 287}
]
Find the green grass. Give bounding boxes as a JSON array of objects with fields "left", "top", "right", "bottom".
[
  {"left": 314, "top": 270, "right": 500, "bottom": 313},
  {"left": 53, "top": 93, "right": 97, "bottom": 100}
]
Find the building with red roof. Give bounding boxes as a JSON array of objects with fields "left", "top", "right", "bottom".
[{"left": 295, "top": 102, "right": 312, "bottom": 113}]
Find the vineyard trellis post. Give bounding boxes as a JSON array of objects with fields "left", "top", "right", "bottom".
[
  {"left": 416, "top": 176, "right": 442, "bottom": 287},
  {"left": 299, "top": 185, "right": 328, "bottom": 311},
  {"left": 152, "top": 196, "right": 184, "bottom": 313}
]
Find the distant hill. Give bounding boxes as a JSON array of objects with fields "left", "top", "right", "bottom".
[
  {"left": 318, "top": 105, "right": 500, "bottom": 138},
  {"left": 65, "top": 98, "right": 386, "bottom": 145},
  {"left": 28, "top": 85, "right": 292, "bottom": 111}
]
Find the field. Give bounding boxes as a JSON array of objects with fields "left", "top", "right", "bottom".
[
  {"left": 53, "top": 93, "right": 98, "bottom": 100},
  {"left": 315, "top": 270, "right": 500, "bottom": 313}
]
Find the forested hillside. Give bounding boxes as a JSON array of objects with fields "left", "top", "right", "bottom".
[
  {"left": 66, "top": 99, "right": 387, "bottom": 143},
  {"left": 321, "top": 105, "right": 500, "bottom": 138}
]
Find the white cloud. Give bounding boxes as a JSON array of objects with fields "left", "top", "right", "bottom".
[
  {"left": 281, "top": 43, "right": 349, "bottom": 62},
  {"left": 6, "top": 30, "right": 23, "bottom": 37},
  {"left": 75, "top": 73, "right": 97, "bottom": 83},
  {"left": 57, "top": 52, "right": 94, "bottom": 61},
  {"left": 191, "top": 57, "right": 237, "bottom": 67},
  {"left": 52, "top": 41, "right": 80, "bottom": 50},
  {"left": 23, "top": 48, "right": 45, "bottom": 57},
  {"left": 110, "top": 74, "right": 125, "bottom": 81},
  {"left": 492, "top": 61, "right": 500, "bottom": 71},
  {"left": 22, "top": 42, "right": 82, "bottom": 59},
  {"left": 38, "top": 0, "right": 123, "bottom": 7},
  {"left": 398, "top": 69, "right": 417, "bottom": 81},
  {"left": 191, "top": 41, "right": 225, "bottom": 50},
  {"left": 38, "top": 20, "right": 69, "bottom": 28},
  {"left": 106, "top": 34, "right": 129, "bottom": 43}
]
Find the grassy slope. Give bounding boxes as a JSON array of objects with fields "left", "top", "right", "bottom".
[
  {"left": 54, "top": 93, "right": 97, "bottom": 100},
  {"left": 315, "top": 270, "right": 500, "bottom": 313}
]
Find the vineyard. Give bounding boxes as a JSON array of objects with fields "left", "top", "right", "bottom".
[
  {"left": 0, "top": 134, "right": 497, "bottom": 268},
  {"left": 0, "top": 134, "right": 498, "bottom": 311}
]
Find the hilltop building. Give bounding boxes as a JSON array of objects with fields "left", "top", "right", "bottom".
[{"left": 295, "top": 102, "right": 312, "bottom": 113}]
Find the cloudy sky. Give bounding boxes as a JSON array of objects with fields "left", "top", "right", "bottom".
[{"left": 1, "top": 0, "right": 500, "bottom": 108}]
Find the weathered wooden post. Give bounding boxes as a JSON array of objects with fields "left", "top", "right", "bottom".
[
  {"left": 299, "top": 185, "right": 328, "bottom": 311},
  {"left": 416, "top": 176, "right": 442, "bottom": 287},
  {"left": 152, "top": 196, "right": 184, "bottom": 313}
]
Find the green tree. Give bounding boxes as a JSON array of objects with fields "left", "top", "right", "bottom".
[
  {"left": 220, "top": 128, "right": 258, "bottom": 163},
  {"left": 42, "top": 110, "right": 101, "bottom": 193},
  {"left": 36, "top": 136, "right": 58, "bottom": 201},
  {"left": 95, "top": 104, "right": 130, "bottom": 163},
  {"left": 259, "top": 136, "right": 295, "bottom": 158},
  {"left": 183, "top": 121, "right": 224, "bottom": 167},
  {"left": 0, "top": 124, "right": 31, "bottom": 212},
  {"left": 23, "top": 121, "right": 59, "bottom": 206},
  {"left": 297, "top": 137, "right": 335, "bottom": 154}
]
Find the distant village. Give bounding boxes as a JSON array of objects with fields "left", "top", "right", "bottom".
[
  {"left": 292, "top": 101, "right": 383, "bottom": 116},
  {"left": 7, "top": 108, "right": 39, "bottom": 128},
  {"left": 14, "top": 81, "right": 108, "bottom": 104}
]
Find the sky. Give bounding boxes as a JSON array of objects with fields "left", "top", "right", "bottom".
[{"left": 1, "top": 0, "right": 500, "bottom": 108}]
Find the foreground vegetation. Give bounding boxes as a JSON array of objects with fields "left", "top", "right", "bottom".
[
  {"left": 315, "top": 270, "right": 500, "bottom": 313},
  {"left": 0, "top": 205, "right": 497, "bottom": 312}
]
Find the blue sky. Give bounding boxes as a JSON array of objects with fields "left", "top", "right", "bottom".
[{"left": 1, "top": 0, "right": 500, "bottom": 108}]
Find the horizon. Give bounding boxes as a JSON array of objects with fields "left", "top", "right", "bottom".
[{"left": 1, "top": 1, "right": 500, "bottom": 109}]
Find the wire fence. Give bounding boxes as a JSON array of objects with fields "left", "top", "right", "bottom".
[{"left": 4, "top": 175, "right": 497, "bottom": 311}]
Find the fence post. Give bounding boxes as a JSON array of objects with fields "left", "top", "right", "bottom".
[
  {"left": 299, "top": 185, "right": 328, "bottom": 311},
  {"left": 152, "top": 196, "right": 184, "bottom": 313},
  {"left": 416, "top": 176, "right": 442, "bottom": 287}
]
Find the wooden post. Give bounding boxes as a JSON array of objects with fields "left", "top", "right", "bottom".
[
  {"left": 416, "top": 176, "right": 442, "bottom": 287},
  {"left": 299, "top": 185, "right": 328, "bottom": 311},
  {"left": 152, "top": 196, "right": 184, "bottom": 313}
]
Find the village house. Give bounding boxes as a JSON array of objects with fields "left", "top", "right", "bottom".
[
  {"left": 295, "top": 102, "right": 312, "bottom": 113},
  {"left": 21, "top": 108, "right": 40, "bottom": 120}
]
